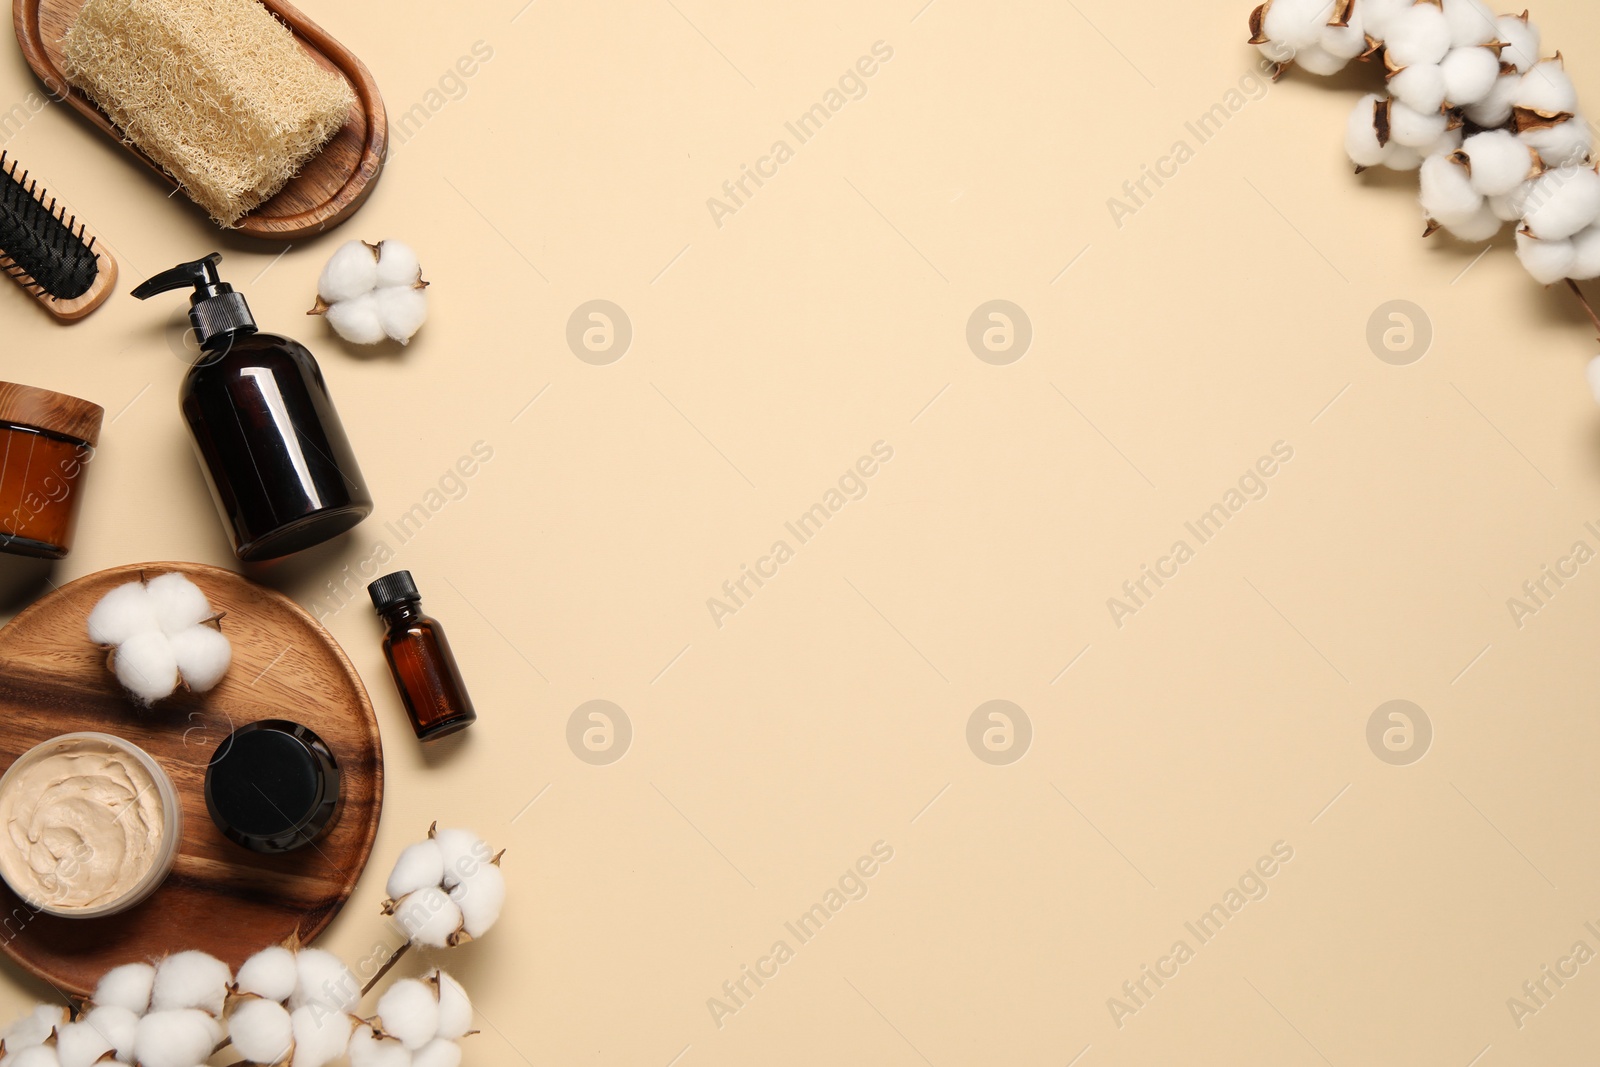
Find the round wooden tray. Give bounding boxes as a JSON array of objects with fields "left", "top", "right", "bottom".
[{"left": 0, "top": 563, "right": 383, "bottom": 998}]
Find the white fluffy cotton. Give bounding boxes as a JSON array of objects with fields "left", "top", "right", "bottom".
[
  {"left": 413, "top": 1040, "right": 463, "bottom": 1067},
  {"left": 1498, "top": 14, "right": 1541, "bottom": 74},
  {"left": 3, "top": 1005, "right": 67, "bottom": 1051},
  {"left": 324, "top": 294, "right": 386, "bottom": 346},
  {"left": 151, "top": 951, "right": 231, "bottom": 1017},
  {"left": 290, "top": 1007, "right": 352, "bottom": 1067},
  {"left": 145, "top": 573, "right": 212, "bottom": 634},
  {"left": 87, "top": 583, "right": 157, "bottom": 647},
  {"left": 1390, "top": 63, "right": 1448, "bottom": 114},
  {"left": 81, "top": 1007, "right": 138, "bottom": 1063},
  {"left": 1441, "top": 0, "right": 1497, "bottom": 47},
  {"left": 131, "top": 1010, "right": 221, "bottom": 1067},
  {"left": 1261, "top": 0, "right": 1330, "bottom": 51},
  {"left": 387, "top": 839, "right": 445, "bottom": 901},
  {"left": 291, "top": 948, "right": 359, "bottom": 1016},
  {"left": 377, "top": 979, "right": 440, "bottom": 1051},
  {"left": 1345, "top": 94, "right": 1391, "bottom": 168},
  {"left": 317, "top": 240, "right": 428, "bottom": 346},
  {"left": 1440, "top": 201, "right": 1503, "bottom": 241},
  {"left": 1517, "top": 59, "right": 1579, "bottom": 117},
  {"left": 166, "top": 626, "right": 232, "bottom": 693},
  {"left": 1459, "top": 130, "right": 1536, "bottom": 196},
  {"left": 1385, "top": 4, "right": 1453, "bottom": 68},
  {"left": 1569, "top": 224, "right": 1600, "bottom": 280},
  {"left": 94, "top": 963, "right": 156, "bottom": 1014},
  {"left": 54, "top": 1020, "right": 114, "bottom": 1067},
  {"left": 236, "top": 946, "right": 299, "bottom": 1003},
  {"left": 317, "top": 241, "right": 380, "bottom": 305},
  {"left": 1439, "top": 46, "right": 1501, "bottom": 106},
  {"left": 1521, "top": 119, "right": 1594, "bottom": 169},
  {"left": 1361, "top": 0, "right": 1414, "bottom": 40},
  {"left": 114, "top": 630, "right": 180, "bottom": 706},
  {"left": 1516, "top": 230, "right": 1577, "bottom": 284},
  {"left": 450, "top": 862, "right": 506, "bottom": 940},
  {"left": 9, "top": 1047, "right": 61, "bottom": 1067},
  {"left": 1388, "top": 100, "right": 1449, "bottom": 148},
  {"left": 229, "top": 998, "right": 295, "bottom": 1065},
  {"left": 433, "top": 828, "right": 486, "bottom": 885},
  {"left": 347, "top": 1025, "right": 412, "bottom": 1067},
  {"left": 1522, "top": 167, "right": 1600, "bottom": 240},
  {"left": 1466, "top": 72, "right": 1522, "bottom": 128},
  {"left": 432, "top": 972, "right": 472, "bottom": 1042},
  {"left": 396, "top": 887, "right": 464, "bottom": 949}
]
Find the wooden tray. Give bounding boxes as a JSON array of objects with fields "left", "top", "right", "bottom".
[
  {"left": 0, "top": 562, "right": 383, "bottom": 998},
  {"left": 13, "top": 0, "right": 387, "bottom": 241}
]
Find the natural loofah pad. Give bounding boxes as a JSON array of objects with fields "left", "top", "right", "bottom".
[{"left": 61, "top": 0, "right": 355, "bottom": 227}]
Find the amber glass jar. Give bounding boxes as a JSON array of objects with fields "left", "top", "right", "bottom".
[{"left": 0, "top": 382, "right": 103, "bottom": 560}]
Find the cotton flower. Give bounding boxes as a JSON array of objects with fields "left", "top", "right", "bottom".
[
  {"left": 1515, "top": 57, "right": 1579, "bottom": 121},
  {"left": 1420, "top": 152, "right": 1502, "bottom": 240},
  {"left": 383, "top": 825, "right": 505, "bottom": 948},
  {"left": 375, "top": 981, "right": 438, "bottom": 1051},
  {"left": 1441, "top": 0, "right": 1498, "bottom": 48},
  {"left": 357, "top": 972, "right": 475, "bottom": 1067},
  {"left": 1520, "top": 116, "right": 1593, "bottom": 170},
  {"left": 1521, "top": 166, "right": 1600, "bottom": 240},
  {"left": 131, "top": 1011, "right": 221, "bottom": 1067},
  {"left": 150, "top": 951, "right": 232, "bottom": 1017},
  {"left": 1455, "top": 130, "right": 1538, "bottom": 196},
  {"left": 2, "top": 1005, "right": 68, "bottom": 1051},
  {"left": 1385, "top": 3, "right": 1453, "bottom": 68},
  {"left": 87, "top": 574, "right": 231, "bottom": 707},
  {"left": 1249, "top": 0, "right": 1366, "bottom": 76},
  {"left": 1515, "top": 229, "right": 1576, "bottom": 284},
  {"left": 1438, "top": 45, "right": 1502, "bottom": 106},
  {"left": 311, "top": 240, "right": 429, "bottom": 346},
  {"left": 1388, "top": 99, "right": 1450, "bottom": 148},
  {"left": 227, "top": 999, "right": 295, "bottom": 1066},
  {"left": 226, "top": 943, "right": 360, "bottom": 1067}
]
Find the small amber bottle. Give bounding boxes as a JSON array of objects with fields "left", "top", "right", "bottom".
[{"left": 368, "top": 571, "right": 477, "bottom": 741}]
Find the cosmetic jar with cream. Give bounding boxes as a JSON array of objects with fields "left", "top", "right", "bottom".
[
  {"left": 0, "top": 382, "right": 103, "bottom": 560},
  {"left": 0, "top": 733, "right": 180, "bottom": 917},
  {"left": 205, "top": 720, "right": 340, "bottom": 854}
]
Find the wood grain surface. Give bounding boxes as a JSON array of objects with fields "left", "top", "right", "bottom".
[
  {"left": 13, "top": 0, "right": 388, "bottom": 242},
  {"left": 0, "top": 562, "right": 383, "bottom": 998}
]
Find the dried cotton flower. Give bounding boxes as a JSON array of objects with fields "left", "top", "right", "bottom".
[
  {"left": 87, "top": 574, "right": 231, "bottom": 707},
  {"left": 311, "top": 240, "right": 429, "bottom": 346},
  {"left": 383, "top": 825, "right": 506, "bottom": 949}
]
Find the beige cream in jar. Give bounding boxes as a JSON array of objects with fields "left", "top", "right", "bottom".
[{"left": 0, "top": 733, "right": 180, "bottom": 917}]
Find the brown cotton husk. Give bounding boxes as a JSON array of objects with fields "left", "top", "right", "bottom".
[{"left": 1516, "top": 108, "right": 1577, "bottom": 133}]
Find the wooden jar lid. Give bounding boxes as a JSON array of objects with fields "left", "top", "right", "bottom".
[{"left": 0, "top": 381, "right": 104, "bottom": 447}]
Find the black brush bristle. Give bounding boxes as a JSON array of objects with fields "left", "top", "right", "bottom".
[{"left": 0, "top": 152, "right": 100, "bottom": 301}]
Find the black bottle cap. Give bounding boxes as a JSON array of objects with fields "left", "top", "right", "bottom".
[
  {"left": 204, "top": 720, "right": 340, "bottom": 854},
  {"left": 131, "top": 253, "right": 257, "bottom": 351},
  {"left": 368, "top": 571, "right": 421, "bottom": 613}
]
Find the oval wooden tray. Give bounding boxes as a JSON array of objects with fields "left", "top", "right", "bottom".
[
  {"left": 0, "top": 562, "right": 383, "bottom": 998},
  {"left": 13, "top": 0, "right": 387, "bottom": 241}
]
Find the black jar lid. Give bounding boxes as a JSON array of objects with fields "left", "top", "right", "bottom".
[{"left": 205, "top": 720, "right": 340, "bottom": 854}]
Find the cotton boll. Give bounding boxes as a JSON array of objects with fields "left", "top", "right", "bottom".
[
  {"left": 387, "top": 839, "right": 445, "bottom": 900},
  {"left": 375, "top": 241, "right": 422, "bottom": 289},
  {"left": 1465, "top": 72, "right": 1521, "bottom": 128},
  {"left": 82, "top": 1007, "right": 138, "bottom": 1062},
  {"left": 1361, "top": 0, "right": 1414, "bottom": 39},
  {"left": 1522, "top": 119, "right": 1594, "bottom": 170},
  {"left": 1290, "top": 42, "right": 1348, "bottom": 76},
  {"left": 87, "top": 582, "right": 157, "bottom": 647},
  {"left": 1320, "top": 12, "right": 1367, "bottom": 60},
  {"left": 1516, "top": 59, "right": 1579, "bottom": 118},
  {"left": 412, "top": 1040, "right": 462, "bottom": 1067},
  {"left": 9, "top": 1046, "right": 61, "bottom": 1067},
  {"left": 94, "top": 963, "right": 156, "bottom": 1015},
  {"left": 375, "top": 287, "right": 428, "bottom": 345},
  {"left": 1522, "top": 168, "right": 1600, "bottom": 240},
  {"left": 1384, "top": 5, "right": 1453, "bottom": 67},
  {"left": 144, "top": 573, "right": 212, "bottom": 635},
  {"left": 1382, "top": 142, "right": 1426, "bottom": 171},
  {"left": 1496, "top": 14, "right": 1540, "bottom": 74},
  {"left": 4, "top": 1005, "right": 67, "bottom": 1050},
  {"left": 396, "top": 887, "right": 464, "bottom": 949},
  {"left": 151, "top": 951, "right": 231, "bottom": 1017},
  {"left": 1261, "top": 0, "right": 1333, "bottom": 51},
  {"left": 1440, "top": 202, "right": 1502, "bottom": 241},
  {"left": 1568, "top": 225, "right": 1600, "bottom": 281},
  {"left": 55, "top": 1020, "right": 115, "bottom": 1067},
  {"left": 318, "top": 241, "right": 380, "bottom": 305},
  {"left": 113, "top": 629, "right": 179, "bottom": 706},
  {"left": 1389, "top": 64, "right": 1447, "bottom": 114},
  {"left": 325, "top": 293, "right": 387, "bottom": 346},
  {"left": 1460, "top": 131, "right": 1537, "bottom": 197},
  {"left": 1439, "top": 46, "right": 1500, "bottom": 107},
  {"left": 291, "top": 949, "right": 359, "bottom": 1016},
  {"left": 347, "top": 1025, "right": 413, "bottom": 1067},
  {"left": 1516, "top": 230, "right": 1577, "bottom": 284},
  {"left": 1421, "top": 152, "right": 1483, "bottom": 224},
  {"left": 236, "top": 946, "right": 299, "bottom": 1003},
  {"left": 1345, "top": 94, "right": 1391, "bottom": 168},
  {"left": 432, "top": 972, "right": 472, "bottom": 1042},
  {"left": 132, "top": 1010, "right": 222, "bottom": 1067},
  {"left": 229, "top": 998, "right": 295, "bottom": 1066},
  {"left": 450, "top": 863, "right": 505, "bottom": 940},
  {"left": 1388, "top": 100, "right": 1449, "bottom": 148},
  {"left": 433, "top": 829, "right": 488, "bottom": 885},
  {"left": 377, "top": 979, "right": 440, "bottom": 1051},
  {"left": 290, "top": 1007, "right": 353, "bottom": 1067},
  {"left": 1422, "top": 126, "right": 1464, "bottom": 159},
  {"left": 165, "top": 625, "right": 232, "bottom": 694},
  {"left": 1441, "top": 0, "right": 1496, "bottom": 47}
]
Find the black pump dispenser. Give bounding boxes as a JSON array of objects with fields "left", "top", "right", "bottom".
[
  {"left": 132, "top": 253, "right": 257, "bottom": 351},
  {"left": 134, "top": 252, "right": 373, "bottom": 562}
]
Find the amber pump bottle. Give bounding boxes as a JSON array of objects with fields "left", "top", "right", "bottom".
[{"left": 369, "top": 571, "right": 478, "bottom": 741}]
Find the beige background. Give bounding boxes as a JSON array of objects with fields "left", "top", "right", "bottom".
[{"left": 3, "top": 0, "right": 1600, "bottom": 1063}]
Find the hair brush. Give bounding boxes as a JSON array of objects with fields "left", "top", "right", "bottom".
[{"left": 0, "top": 150, "right": 116, "bottom": 321}]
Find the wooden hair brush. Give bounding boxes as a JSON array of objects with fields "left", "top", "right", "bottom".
[{"left": 0, "top": 150, "right": 115, "bottom": 321}]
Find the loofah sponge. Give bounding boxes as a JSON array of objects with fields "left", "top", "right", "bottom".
[{"left": 60, "top": 0, "right": 355, "bottom": 227}]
